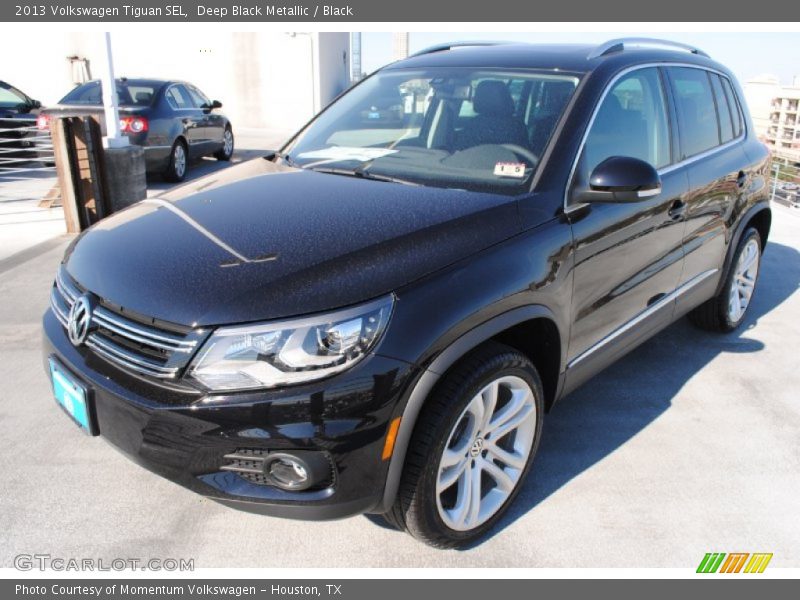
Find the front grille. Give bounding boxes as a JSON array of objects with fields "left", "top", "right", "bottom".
[{"left": 50, "top": 266, "right": 204, "bottom": 379}]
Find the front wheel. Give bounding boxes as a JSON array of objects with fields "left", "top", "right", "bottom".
[{"left": 386, "top": 342, "right": 544, "bottom": 548}]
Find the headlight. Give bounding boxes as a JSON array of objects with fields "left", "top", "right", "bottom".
[{"left": 187, "top": 295, "right": 394, "bottom": 391}]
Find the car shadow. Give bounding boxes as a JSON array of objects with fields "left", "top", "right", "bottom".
[{"left": 369, "top": 241, "right": 800, "bottom": 546}]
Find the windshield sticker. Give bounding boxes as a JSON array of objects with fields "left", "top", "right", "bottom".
[
  {"left": 297, "top": 147, "right": 398, "bottom": 163},
  {"left": 494, "top": 162, "right": 527, "bottom": 178}
]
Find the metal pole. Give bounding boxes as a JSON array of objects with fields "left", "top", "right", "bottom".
[{"left": 98, "top": 32, "right": 128, "bottom": 149}]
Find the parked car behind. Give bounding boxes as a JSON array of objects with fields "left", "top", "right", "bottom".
[
  {"left": 43, "top": 39, "right": 772, "bottom": 548},
  {"left": 40, "top": 78, "right": 234, "bottom": 181},
  {"left": 0, "top": 80, "right": 42, "bottom": 160}
]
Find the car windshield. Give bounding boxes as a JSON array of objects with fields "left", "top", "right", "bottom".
[
  {"left": 0, "top": 83, "right": 29, "bottom": 109},
  {"left": 285, "top": 68, "right": 579, "bottom": 195},
  {"left": 59, "top": 80, "right": 162, "bottom": 107}
]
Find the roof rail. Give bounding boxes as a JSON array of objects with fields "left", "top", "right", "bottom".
[
  {"left": 409, "top": 41, "right": 513, "bottom": 58},
  {"left": 588, "top": 37, "right": 710, "bottom": 60}
]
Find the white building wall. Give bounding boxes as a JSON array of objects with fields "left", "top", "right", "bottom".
[{"left": 0, "top": 31, "right": 349, "bottom": 137}]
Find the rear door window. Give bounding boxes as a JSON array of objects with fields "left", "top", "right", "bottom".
[
  {"left": 166, "top": 85, "right": 193, "bottom": 110},
  {"left": 668, "top": 67, "right": 721, "bottom": 158}
]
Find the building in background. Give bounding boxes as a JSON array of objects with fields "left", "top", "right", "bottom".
[
  {"left": 350, "top": 32, "right": 363, "bottom": 82},
  {"left": 393, "top": 32, "right": 410, "bottom": 61},
  {"left": 744, "top": 75, "right": 800, "bottom": 165},
  {"left": 0, "top": 32, "right": 350, "bottom": 138}
]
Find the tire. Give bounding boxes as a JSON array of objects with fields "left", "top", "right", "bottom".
[
  {"left": 214, "top": 127, "right": 234, "bottom": 161},
  {"left": 386, "top": 341, "right": 544, "bottom": 548},
  {"left": 163, "top": 139, "right": 188, "bottom": 183},
  {"left": 688, "top": 227, "right": 762, "bottom": 332}
]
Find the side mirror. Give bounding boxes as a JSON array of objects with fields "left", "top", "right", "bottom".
[
  {"left": 577, "top": 156, "right": 662, "bottom": 203},
  {"left": 211, "top": 100, "right": 222, "bottom": 109},
  {"left": 30, "top": 99, "right": 42, "bottom": 109}
]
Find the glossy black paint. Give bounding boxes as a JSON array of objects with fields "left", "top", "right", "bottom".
[
  {"left": 41, "top": 78, "right": 231, "bottom": 174},
  {"left": 43, "top": 43, "right": 771, "bottom": 520}
]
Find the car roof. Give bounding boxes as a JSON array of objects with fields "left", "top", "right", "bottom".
[{"left": 384, "top": 41, "right": 731, "bottom": 77}]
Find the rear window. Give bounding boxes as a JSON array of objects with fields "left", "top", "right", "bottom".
[{"left": 60, "top": 81, "right": 161, "bottom": 107}]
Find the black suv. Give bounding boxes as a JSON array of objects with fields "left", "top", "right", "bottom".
[{"left": 43, "top": 39, "right": 771, "bottom": 548}]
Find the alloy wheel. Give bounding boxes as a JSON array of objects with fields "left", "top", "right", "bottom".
[
  {"left": 436, "top": 375, "right": 537, "bottom": 531},
  {"left": 728, "top": 238, "right": 760, "bottom": 323},
  {"left": 174, "top": 144, "right": 186, "bottom": 178}
]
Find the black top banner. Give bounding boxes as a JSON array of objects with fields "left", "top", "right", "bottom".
[{"left": 3, "top": 0, "right": 798, "bottom": 22}]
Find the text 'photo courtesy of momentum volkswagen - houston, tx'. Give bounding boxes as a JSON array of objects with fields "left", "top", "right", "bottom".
[{"left": 43, "top": 38, "right": 771, "bottom": 548}]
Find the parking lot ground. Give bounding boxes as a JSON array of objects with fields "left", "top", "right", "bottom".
[{"left": 0, "top": 207, "right": 798, "bottom": 569}]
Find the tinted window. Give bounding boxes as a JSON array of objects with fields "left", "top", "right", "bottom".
[
  {"left": 285, "top": 68, "right": 578, "bottom": 195},
  {"left": 720, "top": 76, "right": 743, "bottom": 138},
  {"left": 669, "top": 67, "right": 720, "bottom": 158},
  {"left": 710, "top": 74, "right": 734, "bottom": 143},
  {"left": 60, "top": 80, "right": 159, "bottom": 107},
  {"left": 0, "top": 84, "right": 28, "bottom": 108},
  {"left": 582, "top": 67, "right": 671, "bottom": 175},
  {"left": 166, "top": 85, "right": 192, "bottom": 110},
  {"left": 186, "top": 85, "right": 210, "bottom": 108}
]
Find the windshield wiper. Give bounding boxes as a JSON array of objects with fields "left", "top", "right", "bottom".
[{"left": 307, "top": 166, "right": 419, "bottom": 186}]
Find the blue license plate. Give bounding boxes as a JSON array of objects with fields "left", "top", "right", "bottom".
[{"left": 49, "top": 358, "right": 96, "bottom": 435}]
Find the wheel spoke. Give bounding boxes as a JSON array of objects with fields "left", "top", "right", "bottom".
[
  {"left": 479, "top": 380, "right": 499, "bottom": 431},
  {"left": 486, "top": 389, "right": 528, "bottom": 434},
  {"left": 450, "top": 462, "right": 475, "bottom": 527},
  {"left": 480, "top": 458, "right": 515, "bottom": 493},
  {"left": 465, "top": 462, "right": 483, "bottom": 526},
  {"left": 486, "top": 441, "right": 527, "bottom": 470},
  {"left": 488, "top": 401, "right": 534, "bottom": 441},
  {"left": 438, "top": 455, "right": 469, "bottom": 493}
]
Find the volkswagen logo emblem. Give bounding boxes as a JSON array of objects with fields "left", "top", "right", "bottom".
[
  {"left": 67, "top": 294, "right": 93, "bottom": 347},
  {"left": 469, "top": 437, "right": 484, "bottom": 458}
]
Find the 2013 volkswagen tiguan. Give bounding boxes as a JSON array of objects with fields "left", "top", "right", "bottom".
[{"left": 43, "top": 39, "right": 771, "bottom": 547}]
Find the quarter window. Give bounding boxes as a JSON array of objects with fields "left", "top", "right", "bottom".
[
  {"left": 581, "top": 67, "right": 671, "bottom": 176},
  {"left": 720, "top": 76, "right": 743, "bottom": 138},
  {"left": 710, "top": 74, "right": 734, "bottom": 143},
  {"left": 669, "top": 67, "right": 720, "bottom": 158}
]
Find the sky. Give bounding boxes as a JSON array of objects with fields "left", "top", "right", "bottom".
[{"left": 361, "top": 32, "right": 800, "bottom": 86}]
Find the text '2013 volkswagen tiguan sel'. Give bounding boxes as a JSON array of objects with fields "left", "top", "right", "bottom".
[{"left": 43, "top": 39, "right": 771, "bottom": 547}]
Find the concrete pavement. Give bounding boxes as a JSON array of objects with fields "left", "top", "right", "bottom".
[{"left": 0, "top": 207, "right": 798, "bottom": 569}]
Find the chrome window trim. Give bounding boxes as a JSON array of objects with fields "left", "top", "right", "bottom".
[
  {"left": 562, "top": 62, "right": 747, "bottom": 214},
  {"left": 566, "top": 268, "right": 718, "bottom": 369}
]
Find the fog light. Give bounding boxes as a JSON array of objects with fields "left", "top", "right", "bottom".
[{"left": 262, "top": 452, "right": 331, "bottom": 491}]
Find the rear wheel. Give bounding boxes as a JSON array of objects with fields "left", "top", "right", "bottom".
[
  {"left": 689, "top": 227, "right": 762, "bottom": 332},
  {"left": 163, "top": 139, "right": 187, "bottom": 182},
  {"left": 386, "top": 342, "right": 544, "bottom": 548},
  {"left": 214, "top": 127, "right": 234, "bottom": 161}
]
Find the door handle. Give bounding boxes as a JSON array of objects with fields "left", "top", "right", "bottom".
[
  {"left": 668, "top": 199, "right": 687, "bottom": 220},
  {"left": 736, "top": 171, "right": 747, "bottom": 188}
]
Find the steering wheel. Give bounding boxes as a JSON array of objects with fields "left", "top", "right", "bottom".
[{"left": 501, "top": 144, "right": 540, "bottom": 169}]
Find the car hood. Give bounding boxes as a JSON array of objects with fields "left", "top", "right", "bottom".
[{"left": 64, "top": 158, "right": 523, "bottom": 326}]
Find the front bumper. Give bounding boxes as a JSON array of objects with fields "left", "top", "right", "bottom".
[{"left": 42, "top": 309, "right": 418, "bottom": 520}]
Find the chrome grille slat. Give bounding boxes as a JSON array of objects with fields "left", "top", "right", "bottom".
[
  {"left": 50, "top": 267, "right": 198, "bottom": 379},
  {"left": 92, "top": 308, "right": 196, "bottom": 352},
  {"left": 86, "top": 334, "right": 180, "bottom": 377}
]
